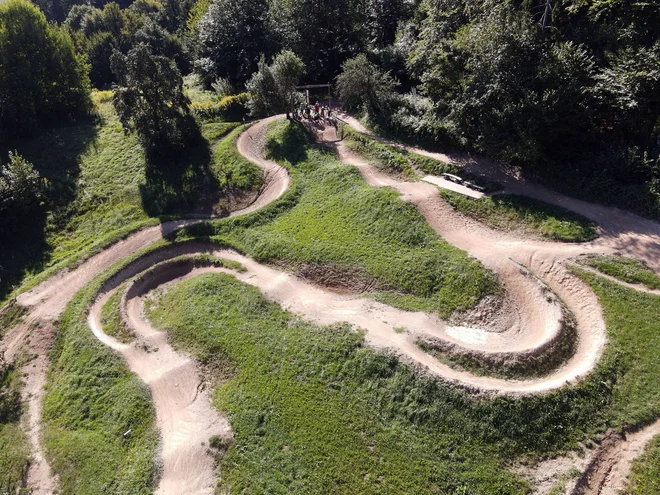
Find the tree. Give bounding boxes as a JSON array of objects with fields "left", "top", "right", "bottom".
[
  {"left": 0, "top": 151, "right": 42, "bottom": 234},
  {"left": 367, "top": 0, "right": 413, "bottom": 48},
  {"left": 111, "top": 44, "right": 196, "bottom": 156},
  {"left": 196, "top": 0, "right": 272, "bottom": 88},
  {"left": 0, "top": 0, "right": 91, "bottom": 139},
  {"left": 246, "top": 50, "right": 305, "bottom": 118},
  {"left": 336, "top": 53, "right": 398, "bottom": 116},
  {"left": 268, "top": 0, "right": 367, "bottom": 82}
]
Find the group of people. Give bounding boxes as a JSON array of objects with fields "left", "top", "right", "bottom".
[{"left": 296, "top": 101, "right": 332, "bottom": 122}]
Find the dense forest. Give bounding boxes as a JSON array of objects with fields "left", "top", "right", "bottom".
[{"left": 1, "top": 0, "right": 659, "bottom": 228}]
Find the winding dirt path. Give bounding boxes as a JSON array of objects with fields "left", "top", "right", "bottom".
[
  {"left": 2, "top": 113, "right": 660, "bottom": 493},
  {"left": 0, "top": 115, "right": 289, "bottom": 495}
]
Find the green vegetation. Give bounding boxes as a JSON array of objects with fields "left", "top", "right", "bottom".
[
  {"left": 33, "top": 228, "right": 660, "bottom": 494},
  {"left": 147, "top": 272, "right": 528, "bottom": 494},
  {"left": 111, "top": 43, "right": 197, "bottom": 157},
  {"left": 439, "top": 191, "right": 598, "bottom": 242},
  {"left": 212, "top": 125, "right": 264, "bottom": 191},
  {"left": 0, "top": 94, "right": 248, "bottom": 306},
  {"left": 41, "top": 241, "right": 171, "bottom": 495},
  {"left": 342, "top": 125, "right": 415, "bottom": 178},
  {"left": 580, "top": 255, "right": 660, "bottom": 290},
  {"left": 100, "top": 284, "right": 132, "bottom": 343},
  {"left": 0, "top": 360, "right": 29, "bottom": 494},
  {"left": 0, "top": 0, "right": 91, "bottom": 139},
  {"left": 547, "top": 467, "right": 581, "bottom": 495},
  {"left": 246, "top": 50, "right": 305, "bottom": 118},
  {"left": 0, "top": 304, "right": 26, "bottom": 339},
  {"left": 627, "top": 435, "right": 660, "bottom": 494},
  {"left": 185, "top": 120, "right": 499, "bottom": 317},
  {"left": 142, "top": 263, "right": 660, "bottom": 493}
]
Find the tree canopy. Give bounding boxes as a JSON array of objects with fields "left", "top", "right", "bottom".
[
  {"left": 111, "top": 44, "right": 196, "bottom": 156},
  {"left": 0, "top": 0, "right": 91, "bottom": 141}
]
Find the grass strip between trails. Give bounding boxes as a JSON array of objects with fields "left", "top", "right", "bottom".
[
  {"left": 41, "top": 241, "right": 174, "bottom": 495},
  {"left": 579, "top": 254, "right": 660, "bottom": 290},
  {"left": 439, "top": 191, "right": 598, "bottom": 242},
  {"left": 627, "top": 434, "right": 660, "bottom": 494}
]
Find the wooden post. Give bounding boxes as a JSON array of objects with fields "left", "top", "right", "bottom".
[{"left": 328, "top": 83, "right": 331, "bottom": 114}]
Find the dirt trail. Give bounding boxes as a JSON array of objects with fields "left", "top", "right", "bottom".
[
  {"left": 3, "top": 112, "right": 660, "bottom": 493},
  {"left": 0, "top": 115, "right": 289, "bottom": 495},
  {"left": 570, "top": 419, "right": 660, "bottom": 495},
  {"left": 88, "top": 287, "right": 231, "bottom": 495}
]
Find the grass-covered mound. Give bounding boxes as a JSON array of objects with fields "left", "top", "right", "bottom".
[
  {"left": 439, "top": 191, "right": 598, "bottom": 242},
  {"left": 147, "top": 272, "right": 528, "bottom": 494},
  {"left": 185, "top": 121, "right": 500, "bottom": 317},
  {"left": 580, "top": 254, "right": 660, "bottom": 290},
  {"left": 142, "top": 263, "right": 660, "bottom": 494}
]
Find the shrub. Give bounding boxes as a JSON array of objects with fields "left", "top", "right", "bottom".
[{"left": 190, "top": 93, "right": 250, "bottom": 121}]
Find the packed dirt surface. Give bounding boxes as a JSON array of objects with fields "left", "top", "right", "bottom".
[
  {"left": 570, "top": 419, "right": 660, "bottom": 495},
  {"left": 88, "top": 285, "right": 231, "bottom": 495},
  {"left": 0, "top": 115, "right": 288, "bottom": 495},
  {"left": 3, "top": 113, "right": 660, "bottom": 493}
]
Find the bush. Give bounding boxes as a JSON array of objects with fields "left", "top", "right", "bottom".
[
  {"left": 0, "top": 151, "right": 42, "bottom": 233},
  {"left": 190, "top": 93, "right": 250, "bottom": 121}
]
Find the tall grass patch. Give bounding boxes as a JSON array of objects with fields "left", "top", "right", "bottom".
[{"left": 440, "top": 191, "right": 598, "bottom": 242}]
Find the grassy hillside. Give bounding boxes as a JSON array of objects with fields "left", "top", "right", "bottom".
[
  {"left": 0, "top": 91, "right": 251, "bottom": 306},
  {"left": 15, "top": 118, "right": 660, "bottom": 493},
  {"left": 184, "top": 120, "right": 500, "bottom": 317},
  {"left": 439, "top": 191, "right": 598, "bottom": 242}
]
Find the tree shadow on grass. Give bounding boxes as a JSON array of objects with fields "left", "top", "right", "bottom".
[
  {"left": 265, "top": 119, "right": 310, "bottom": 166},
  {"left": 139, "top": 125, "right": 213, "bottom": 217},
  {"left": 0, "top": 120, "right": 99, "bottom": 304}
]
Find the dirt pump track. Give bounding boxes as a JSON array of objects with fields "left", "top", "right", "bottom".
[{"left": 2, "top": 114, "right": 660, "bottom": 493}]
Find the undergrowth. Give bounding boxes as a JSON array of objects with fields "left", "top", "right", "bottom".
[
  {"left": 439, "top": 191, "right": 598, "bottom": 242},
  {"left": 579, "top": 254, "right": 660, "bottom": 290}
]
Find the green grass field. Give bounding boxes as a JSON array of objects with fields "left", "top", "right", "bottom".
[
  {"left": 439, "top": 191, "right": 598, "bottom": 242},
  {"left": 138, "top": 261, "right": 660, "bottom": 494},
  {"left": 580, "top": 254, "right": 660, "bottom": 290},
  {"left": 0, "top": 363, "right": 29, "bottom": 493},
  {"left": 33, "top": 118, "right": 660, "bottom": 493}
]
